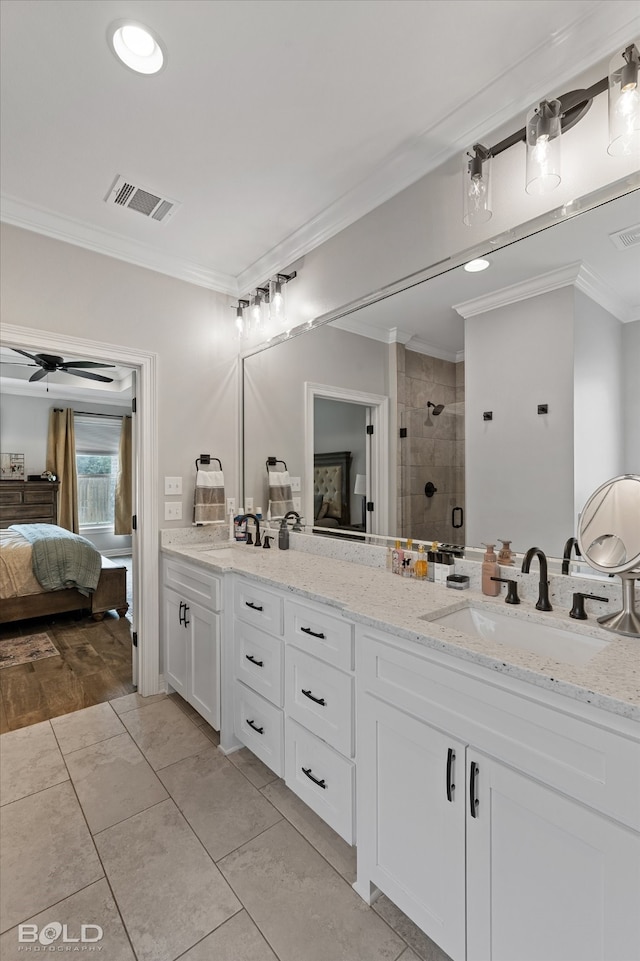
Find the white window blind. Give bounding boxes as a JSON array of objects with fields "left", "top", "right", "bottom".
[{"left": 74, "top": 415, "right": 122, "bottom": 455}]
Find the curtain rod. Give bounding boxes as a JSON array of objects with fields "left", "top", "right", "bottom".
[{"left": 53, "top": 408, "right": 130, "bottom": 419}]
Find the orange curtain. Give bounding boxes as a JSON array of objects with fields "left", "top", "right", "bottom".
[{"left": 46, "top": 408, "right": 78, "bottom": 532}]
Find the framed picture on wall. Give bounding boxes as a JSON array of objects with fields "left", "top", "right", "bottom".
[{"left": 0, "top": 453, "right": 25, "bottom": 480}]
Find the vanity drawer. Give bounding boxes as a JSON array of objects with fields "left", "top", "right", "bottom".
[
  {"left": 163, "top": 558, "right": 221, "bottom": 611},
  {"left": 234, "top": 621, "right": 283, "bottom": 707},
  {"left": 234, "top": 681, "right": 283, "bottom": 777},
  {"left": 234, "top": 579, "right": 283, "bottom": 635},
  {"left": 285, "top": 718, "right": 355, "bottom": 844},
  {"left": 285, "top": 598, "right": 354, "bottom": 671},
  {"left": 285, "top": 647, "right": 354, "bottom": 757}
]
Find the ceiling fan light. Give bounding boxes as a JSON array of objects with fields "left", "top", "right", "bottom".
[
  {"left": 607, "top": 43, "right": 640, "bottom": 157},
  {"left": 108, "top": 20, "right": 166, "bottom": 75}
]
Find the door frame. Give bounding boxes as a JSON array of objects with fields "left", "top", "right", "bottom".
[
  {"left": 304, "top": 382, "right": 389, "bottom": 535},
  {"left": 3, "top": 323, "right": 160, "bottom": 696}
]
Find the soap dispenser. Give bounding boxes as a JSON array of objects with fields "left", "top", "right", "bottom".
[
  {"left": 482, "top": 543, "right": 501, "bottom": 596},
  {"left": 497, "top": 540, "right": 514, "bottom": 566},
  {"left": 278, "top": 517, "right": 289, "bottom": 550}
]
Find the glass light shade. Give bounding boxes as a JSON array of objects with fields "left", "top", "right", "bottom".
[
  {"left": 525, "top": 100, "right": 562, "bottom": 195},
  {"left": 269, "top": 278, "right": 286, "bottom": 330},
  {"left": 608, "top": 45, "right": 640, "bottom": 157},
  {"left": 463, "top": 146, "right": 492, "bottom": 225},
  {"left": 235, "top": 306, "right": 247, "bottom": 339}
]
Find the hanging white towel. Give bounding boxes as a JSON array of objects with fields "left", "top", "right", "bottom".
[
  {"left": 268, "top": 470, "right": 294, "bottom": 519},
  {"left": 194, "top": 470, "right": 225, "bottom": 524}
]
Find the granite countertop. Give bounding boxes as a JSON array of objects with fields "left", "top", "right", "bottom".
[{"left": 162, "top": 542, "right": 640, "bottom": 722}]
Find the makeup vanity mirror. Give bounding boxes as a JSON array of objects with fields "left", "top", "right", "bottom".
[
  {"left": 242, "top": 182, "right": 640, "bottom": 562},
  {"left": 577, "top": 473, "right": 640, "bottom": 635}
]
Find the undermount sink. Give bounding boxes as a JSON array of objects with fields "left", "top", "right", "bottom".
[
  {"left": 425, "top": 605, "right": 610, "bottom": 666},
  {"left": 198, "top": 547, "right": 236, "bottom": 558}
]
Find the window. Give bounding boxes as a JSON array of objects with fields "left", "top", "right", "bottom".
[{"left": 74, "top": 415, "right": 122, "bottom": 530}]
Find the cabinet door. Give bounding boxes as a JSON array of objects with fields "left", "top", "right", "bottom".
[
  {"left": 186, "top": 600, "right": 220, "bottom": 730},
  {"left": 164, "top": 588, "right": 188, "bottom": 698},
  {"left": 362, "top": 696, "right": 466, "bottom": 961},
  {"left": 466, "top": 751, "right": 640, "bottom": 961}
]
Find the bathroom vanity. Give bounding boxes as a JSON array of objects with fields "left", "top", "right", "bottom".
[{"left": 160, "top": 538, "right": 640, "bottom": 961}]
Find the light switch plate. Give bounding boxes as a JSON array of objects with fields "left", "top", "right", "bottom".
[
  {"left": 226, "top": 497, "right": 236, "bottom": 515},
  {"left": 292, "top": 497, "right": 301, "bottom": 512},
  {"left": 245, "top": 497, "right": 254, "bottom": 512},
  {"left": 165, "top": 502, "right": 183, "bottom": 520},
  {"left": 289, "top": 476, "right": 301, "bottom": 492},
  {"left": 164, "top": 476, "right": 182, "bottom": 495}
]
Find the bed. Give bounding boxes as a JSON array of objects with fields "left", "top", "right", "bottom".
[
  {"left": 313, "top": 451, "right": 352, "bottom": 528},
  {"left": 0, "top": 513, "right": 128, "bottom": 624}
]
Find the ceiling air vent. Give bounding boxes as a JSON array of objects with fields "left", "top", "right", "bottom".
[
  {"left": 609, "top": 223, "right": 640, "bottom": 251},
  {"left": 104, "top": 175, "right": 181, "bottom": 224}
]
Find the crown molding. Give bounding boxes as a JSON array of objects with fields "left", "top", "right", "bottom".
[
  {"left": 453, "top": 261, "right": 637, "bottom": 322},
  {"left": 330, "top": 315, "right": 399, "bottom": 344},
  {"left": 0, "top": 196, "right": 239, "bottom": 296},
  {"left": 404, "top": 337, "right": 463, "bottom": 364}
]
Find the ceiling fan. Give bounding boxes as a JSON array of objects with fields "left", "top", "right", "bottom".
[{"left": 6, "top": 349, "right": 116, "bottom": 383}]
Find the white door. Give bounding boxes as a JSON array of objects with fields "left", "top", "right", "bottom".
[
  {"left": 466, "top": 750, "right": 640, "bottom": 961},
  {"left": 366, "top": 697, "right": 467, "bottom": 961}
]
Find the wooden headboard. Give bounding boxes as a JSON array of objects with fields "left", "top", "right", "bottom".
[
  {"left": 313, "top": 451, "right": 351, "bottom": 527},
  {"left": 0, "top": 480, "right": 59, "bottom": 528}
]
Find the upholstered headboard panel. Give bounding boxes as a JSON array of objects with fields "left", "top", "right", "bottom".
[{"left": 313, "top": 451, "right": 351, "bottom": 526}]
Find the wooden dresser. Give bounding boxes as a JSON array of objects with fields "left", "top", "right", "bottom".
[{"left": 0, "top": 480, "right": 59, "bottom": 527}]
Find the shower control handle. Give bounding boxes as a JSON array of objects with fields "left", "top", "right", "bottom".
[{"left": 424, "top": 482, "right": 438, "bottom": 498}]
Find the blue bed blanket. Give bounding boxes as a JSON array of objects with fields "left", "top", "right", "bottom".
[{"left": 9, "top": 523, "right": 102, "bottom": 595}]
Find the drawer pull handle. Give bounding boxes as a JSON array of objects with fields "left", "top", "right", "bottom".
[
  {"left": 178, "top": 601, "right": 186, "bottom": 624},
  {"left": 446, "top": 747, "right": 456, "bottom": 802},
  {"left": 469, "top": 761, "right": 479, "bottom": 818},
  {"left": 301, "top": 626, "right": 325, "bottom": 639},
  {"left": 183, "top": 604, "right": 190, "bottom": 628},
  {"left": 302, "top": 767, "right": 327, "bottom": 789},
  {"left": 245, "top": 654, "right": 264, "bottom": 667},
  {"left": 246, "top": 601, "right": 264, "bottom": 612},
  {"left": 302, "top": 689, "right": 326, "bottom": 706},
  {"left": 246, "top": 719, "right": 264, "bottom": 734}
]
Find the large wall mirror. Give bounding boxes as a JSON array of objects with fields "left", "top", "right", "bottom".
[{"left": 243, "top": 185, "right": 639, "bottom": 560}]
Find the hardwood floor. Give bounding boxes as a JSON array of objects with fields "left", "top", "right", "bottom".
[{"left": 0, "top": 612, "right": 134, "bottom": 733}]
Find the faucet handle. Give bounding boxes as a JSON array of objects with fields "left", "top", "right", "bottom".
[
  {"left": 263, "top": 535, "right": 273, "bottom": 549},
  {"left": 491, "top": 576, "right": 520, "bottom": 605},
  {"left": 569, "top": 592, "right": 609, "bottom": 620}
]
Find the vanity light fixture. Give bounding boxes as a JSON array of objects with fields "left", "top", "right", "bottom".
[
  {"left": 107, "top": 21, "right": 166, "bottom": 75},
  {"left": 235, "top": 272, "right": 297, "bottom": 339},
  {"left": 234, "top": 299, "right": 250, "bottom": 338},
  {"left": 464, "top": 258, "right": 490, "bottom": 272},
  {"left": 462, "top": 40, "right": 639, "bottom": 222}
]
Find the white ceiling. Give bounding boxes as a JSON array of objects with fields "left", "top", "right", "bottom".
[{"left": 1, "top": 0, "right": 638, "bottom": 296}]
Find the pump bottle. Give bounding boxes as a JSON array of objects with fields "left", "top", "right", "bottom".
[{"left": 482, "top": 543, "right": 501, "bottom": 595}]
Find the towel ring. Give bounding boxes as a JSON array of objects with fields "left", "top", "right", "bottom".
[
  {"left": 266, "top": 457, "right": 287, "bottom": 471},
  {"left": 195, "top": 455, "right": 222, "bottom": 471}
]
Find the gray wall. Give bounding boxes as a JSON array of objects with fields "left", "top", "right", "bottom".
[{"left": 622, "top": 320, "right": 640, "bottom": 471}]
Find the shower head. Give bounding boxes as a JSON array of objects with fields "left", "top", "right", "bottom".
[{"left": 427, "top": 401, "right": 445, "bottom": 415}]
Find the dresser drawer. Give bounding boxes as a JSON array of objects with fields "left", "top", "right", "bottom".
[
  {"left": 285, "top": 718, "right": 355, "bottom": 844},
  {"left": 234, "top": 579, "right": 283, "bottom": 635},
  {"left": 285, "top": 598, "right": 353, "bottom": 670},
  {"left": 163, "top": 558, "right": 221, "bottom": 611},
  {"left": 234, "top": 621, "right": 283, "bottom": 707},
  {"left": 285, "top": 646, "right": 354, "bottom": 757},
  {"left": 234, "top": 681, "right": 283, "bottom": 777}
]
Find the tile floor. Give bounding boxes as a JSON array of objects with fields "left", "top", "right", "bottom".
[{"left": 0, "top": 690, "right": 452, "bottom": 961}]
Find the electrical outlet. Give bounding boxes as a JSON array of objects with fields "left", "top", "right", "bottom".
[
  {"left": 164, "top": 476, "right": 182, "bottom": 495},
  {"left": 245, "top": 497, "right": 254, "bottom": 512},
  {"left": 292, "top": 497, "right": 301, "bottom": 512},
  {"left": 289, "top": 476, "right": 301, "bottom": 492},
  {"left": 226, "top": 497, "right": 236, "bottom": 515},
  {"left": 164, "top": 502, "right": 182, "bottom": 520}
]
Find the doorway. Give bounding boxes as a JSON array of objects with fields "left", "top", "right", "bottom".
[{"left": 2, "top": 323, "right": 159, "bottom": 703}]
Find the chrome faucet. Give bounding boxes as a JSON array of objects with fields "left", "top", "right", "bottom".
[
  {"left": 521, "top": 547, "right": 552, "bottom": 611},
  {"left": 561, "top": 536, "right": 581, "bottom": 575},
  {"left": 239, "top": 513, "right": 261, "bottom": 547}
]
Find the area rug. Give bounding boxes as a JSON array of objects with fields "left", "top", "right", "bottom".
[{"left": 0, "top": 632, "right": 60, "bottom": 669}]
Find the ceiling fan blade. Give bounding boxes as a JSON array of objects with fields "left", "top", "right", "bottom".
[
  {"left": 61, "top": 368, "right": 114, "bottom": 383},
  {"left": 61, "top": 361, "right": 116, "bottom": 370},
  {"left": 29, "top": 368, "right": 48, "bottom": 382},
  {"left": 11, "top": 348, "right": 40, "bottom": 362}
]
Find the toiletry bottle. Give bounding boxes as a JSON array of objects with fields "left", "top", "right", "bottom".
[
  {"left": 395, "top": 540, "right": 405, "bottom": 574},
  {"left": 428, "top": 542, "right": 438, "bottom": 582},
  {"left": 278, "top": 517, "right": 289, "bottom": 550},
  {"left": 442, "top": 551, "right": 455, "bottom": 583},
  {"left": 392, "top": 540, "right": 401, "bottom": 574},
  {"left": 404, "top": 539, "right": 414, "bottom": 577},
  {"left": 482, "top": 543, "right": 501, "bottom": 595},
  {"left": 497, "top": 539, "right": 514, "bottom": 565},
  {"left": 414, "top": 544, "right": 428, "bottom": 580},
  {"left": 386, "top": 546, "right": 394, "bottom": 572}
]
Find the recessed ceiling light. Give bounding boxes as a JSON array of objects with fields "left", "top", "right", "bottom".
[
  {"left": 464, "top": 258, "right": 491, "bottom": 272},
  {"left": 107, "top": 20, "right": 166, "bottom": 75}
]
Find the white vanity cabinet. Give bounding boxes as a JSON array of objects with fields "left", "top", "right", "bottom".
[
  {"left": 162, "top": 557, "right": 221, "bottom": 729},
  {"left": 355, "top": 625, "right": 640, "bottom": 961}
]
